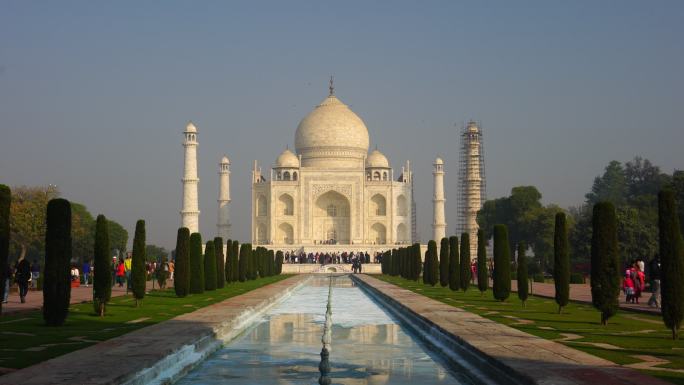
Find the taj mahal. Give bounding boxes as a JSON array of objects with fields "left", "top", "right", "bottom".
[{"left": 180, "top": 79, "right": 485, "bottom": 255}]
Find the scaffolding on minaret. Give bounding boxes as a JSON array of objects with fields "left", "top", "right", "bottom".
[{"left": 456, "top": 121, "right": 486, "bottom": 256}]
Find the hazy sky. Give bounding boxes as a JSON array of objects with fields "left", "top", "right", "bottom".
[{"left": 1, "top": 1, "right": 682, "bottom": 250}]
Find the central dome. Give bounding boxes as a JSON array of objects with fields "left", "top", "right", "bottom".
[{"left": 295, "top": 94, "right": 370, "bottom": 168}]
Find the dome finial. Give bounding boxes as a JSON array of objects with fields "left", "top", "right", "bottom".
[{"left": 329, "top": 75, "right": 334, "bottom": 96}]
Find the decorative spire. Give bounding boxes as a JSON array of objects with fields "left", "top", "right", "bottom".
[{"left": 328, "top": 75, "right": 334, "bottom": 96}]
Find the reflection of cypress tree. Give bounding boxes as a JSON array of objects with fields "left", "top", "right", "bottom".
[
  {"left": 477, "top": 229, "right": 488, "bottom": 295},
  {"left": 204, "top": 241, "right": 217, "bottom": 291},
  {"left": 591, "top": 202, "right": 620, "bottom": 325},
  {"left": 224, "top": 238, "right": 233, "bottom": 284},
  {"left": 659, "top": 190, "right": 684, "bottom": 339},
  {"left": 189, "top": 233, "right": 204, "bottom": 294},
  {"left": 43, "top": 199, "right": 72, "bottom": 326},
  {"left": 214, "top": 237, "right": 225, "bottom": 289},
  {"left": 448, "top": 236, "right": 459, "bottom": 291},
  {"left": 493, "top": 225, "right": 511, "bottom": 301},
  {"left": 0, "top": 185, "right": 9, "bottom": 315},
  {"left": 238, "top": 243, "right": 250, "bottom": 282},
  {"left": 174, "top": 228, "right": 190, "bottom": 297},
  {"left": 93, "top": 215, "right": 112, "bottom": 316},
  {"left": 517, "top": 242, "right": 529, "bottom": 307},
  {"left": 130, "top": 220, "right": 146, "bottom": 306},
  {"left": 554, "top": 213, "right": 570, "bottom": 314},
  {"left": 460, "top": 233, "right": 471, "bottom": 292},
  {"left": 439, "top": 238, "right": 449, "bottom": 287}
]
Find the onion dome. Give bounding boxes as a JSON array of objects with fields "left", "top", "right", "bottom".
[
  {"left": 275, "top": 148, "right": 300, "bottom": 168},
  {"left": 366, "top": 149, "right": 390, "bottom": 168}
]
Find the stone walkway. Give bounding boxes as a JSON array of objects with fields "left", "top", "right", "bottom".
[
  {"left": 511, "top": 280, "right": 660, "bottom": 315},
  {"left": 0, "top": 275, "right": 308, "bottom": 385},
  {"left": 2, "top": 280, "right": 160, "bottom": 316},
  {"left": 357, "top": 274, "right": 668, "bottom": 385}
]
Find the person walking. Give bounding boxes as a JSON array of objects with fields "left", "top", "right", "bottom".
[
  {"left": 15, "top": 258, "right": 31, "bottom": 303},
  {"left": 116, "top": 260, "right": 125, "bottom": 287},
  {"left": 648, "top": 255, "right": 661, "bottom": 308},
  {"left": 30, "top": 260, "right": 40, "bottom": 289},
  {"left": 124, "top": 255, "right": 132, "bottom": 290},
  {"left": 82, "top": 260, "right": 92, "bottom": 287}
]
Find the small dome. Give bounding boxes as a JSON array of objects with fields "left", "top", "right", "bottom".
[
  {"left": 366, "top": 149, "right": 389, "bottom": 168},
  {"left": 275, "top": 148, "right": 300, "bottom": 168},
  {"left": 434, "top": 157, "right": 444, "bottom": 165},
  {"left": 185, "top": 122, "right": 197, "bottom": 133},
  {"left": 220, "top": 155, "right": 230, "bottom": 164},
  {"left": 467, "top": 121, "right": 479, "bottom": 133}
]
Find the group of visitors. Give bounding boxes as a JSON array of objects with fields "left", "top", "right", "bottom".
[
  {"left": 282, "top": 250, "right": 375, "bottom": 265},
  {"left": 621, "top": 256, "right": 661, "bottom": 308}
]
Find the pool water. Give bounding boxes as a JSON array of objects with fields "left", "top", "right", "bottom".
[{"left": 175, "top": 275, "right": 480, "bottom": 385}]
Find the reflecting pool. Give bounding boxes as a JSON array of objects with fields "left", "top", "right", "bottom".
[{"left": 176, "top": 275, "right": 480, "bottom": 384}]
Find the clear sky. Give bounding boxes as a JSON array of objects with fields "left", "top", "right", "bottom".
[{"left": 1, "top": 1, "right": 682, "bottom": 250}]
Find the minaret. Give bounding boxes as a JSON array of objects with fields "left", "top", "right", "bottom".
[
  {"left": 181, "top": 122, "right": 200, "bottom": 234},
  {"left": 217, "top": 155, "right": 231, "bottom": 239},
  {"left": 458, "top": 121, "right": 486, "bottom": 257},
  {"left": 432, "top": 157, "right": 446, "bottom": 242}
]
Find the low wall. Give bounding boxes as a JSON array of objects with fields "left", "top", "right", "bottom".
[{"left": 281, "top": 263, "right": 381, "bottom": 274}]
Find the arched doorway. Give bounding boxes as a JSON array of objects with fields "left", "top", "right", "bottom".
[
  {"left": 278, "top": 222, "right": 294, "bottom": 244},
  {"left": 371, "top": 223, "right": 387, "bottom": 244},
  {"left": 314, "top": 191, "right": 350, "bottom": 244}
]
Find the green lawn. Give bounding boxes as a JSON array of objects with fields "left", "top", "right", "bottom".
[
  {"left": 377, "top": 275, "right": 684, "bottom": 385},
  {"left": 0, "top": 275, "right": 290, "bottom": 370}
]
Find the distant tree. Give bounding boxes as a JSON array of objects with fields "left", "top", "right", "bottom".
[
  {"left": 477, "top": 229, "right": 488, "bottom": 295},
  {"left": 439, "top": 238, "right": 449, "bottom": 287},
  {"left": 460, "top": 233, "right": 471, "bottom": 292},
  {"left": 275, "top": 250, "right": 284, "bottom": 275},
  {"left": 231, "top": 240, "right": 239, "bottom": 282},
  {"left": 585, "top": 161, "right": 627, "bottom": 206},
  {"left": 238, "top": 243, "right": 250, "bottom": 282},
  {"left": 448, "top": 236, "right": 459, "bottom": 291},
  {"left": 93, "top": 215, "right": 112, "bottom": 316},
  {"left": 517, "top": 242, "right": 529, "bottom": 307},
  {"left": 214, "top": 237, "right": 225, "bottom": 288},
  {"left": 43, "top": 198, "right": 71, "bottom": 326},
  {"left": 204, "top": 240, "right": 217, "bottom": 291},
  {"left": 554, "top": 213, "right": 570, "bottom": 314},
  {"left": 0, "top": 185, "right": 9, "bottom": 315},
  {"left": 144, "top": 244, "right": 168, "bottom": 262},
  {"left": 189, "top": 233, "right": 204, "bottom": 294},
  {"left": 659, "top": 190, "right": 684, "bottom": 339},
  {"left": 493, "top": 224, "right": 511, "bottom": 301},
  {"left": 10, "top": 185, "right": 59, "bottom": 262},
  {"left": 426, "top": 240, "right": 438, "bottom": 286},
  {"left": 224, "top": 238, "right": 233, "bottom": 284},
  {"left": 107, "top": 220, "right": 128, "bottom": 256},
  {"left": 591, "top": 202, "right": 620, "bottom": 325},
  {"left": 130, "top": 220, "right": 146, "bottom": 306},
  {"left": 173, "top": 228, "right": 190, "bottom": 297}
]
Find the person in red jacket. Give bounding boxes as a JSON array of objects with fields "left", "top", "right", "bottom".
[
  {"left": 623, "top": 270, "right": 635, "bottom": 303},
  {"left": 116, "top": 261, "right": 125, "bottom": 287}
]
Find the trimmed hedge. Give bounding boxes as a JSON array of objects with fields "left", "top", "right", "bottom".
[
  {"left": 439, "top": 238, "right": 449, "bottom": 287},
  {"left": 448, "top": 236, "right": 459, "bottom": 291},
  {"left": 204, "top": 240, "right": 217, "bottom": 291},
  {"left": 238, "top": 243, "right": 250, "bottom": 282},
  {"left": 477, "top": 229, "right": 488, "bottom": 294},
  {"left": 0, "top": 185, "right": 9, "bottom": 315},
  {"left": 214, "top": 237, "right": 225, "bottom": 289},
  {"left": 189, "top": 233, "right": 204, "bottom": 294},
  {"left": 174, "top": 228, "right": 190, "bottom": 297},
  {"left": 93, "top": 214, "right": 112, "bottom": 316},
  {"left": 43, "top": 198, "right": 72, "bottom": 326},
  {"left": 275, "top": 250, "right": 284, "bottom": 275},
  {"left": 130, "top": 220, "right": 147, "bottom": 306},
  {"left": 659, "top": 190, "right": 684, "bottom": 339},
  {"left": 591, "top": 202, "right": 620, "bottom": 325},
  {"left": 554, "top": 212, "right": 570, "bottom": 314},
  {"left": 460, "top": 233, "right": 471, "bottom": 292}
]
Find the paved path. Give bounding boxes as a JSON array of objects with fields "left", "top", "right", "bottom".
[
  {"left": 0, "top": 275, "right": 308, "bottom": 385},
  {"left": 510, "top": 280, "right": 660, "bottom": 315},
  {"left": 2, "top": 280, "right": 161, "bottom": 316},
  {"left": 357, "top": 274, "right": 668, "bottom": 385}
]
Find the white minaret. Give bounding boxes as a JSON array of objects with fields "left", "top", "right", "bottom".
[
  {"left": 181, "top": 122, "right": 200, "bottom": 234},
  {"left": 217, "top": 155, "right": 231, "bottom": 239},
  {"left": 432, "top": 157, "right": 447, "bottom": 242}
]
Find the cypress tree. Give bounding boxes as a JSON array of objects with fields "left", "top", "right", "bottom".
[
  {"left": 391, "top": 248, "right": 399, "bottom": 276},
  {"left": 591, "top": 202, "right": 620, "bottom": 325},
  {"left": 224, "top": 238, "right": 233, "bottom": 284},
  {"left": 426, "top": 240, "right": 438, "bottom": 286},
  {"left": 238, "top": 243, "right": 250, "bottom": 282},
  {"left": 214, "top": 237, "right": 225, "bottom": 288},
  {"left": 268, "top": 249, "right": 275, "bottom": 277},
  {"left": 174, "top": 228, "right": 190, "bottom": 297},
  {"left": 204, "top": 240, "right": 217, "bottom": 291},
  {"left": 659, "top": 190, "right": 684, "bottom": 339},
  {"left": 231, "top": 240, "right": 239, "bottom": 282},
  {"left": 439, "top": 238, "right": 449, "bottom": 287},
  {"left": 554, "top": 212, "right": 570, "bottom": 314},
  {"left": 0, "top": 185, "right": 10, "bottom": 315},
  {"left": 43, "top": 198, "right": 72, "bottom": 326},
  {"left": 381, "top": 250, "right": 387, "bottom": 274},
  {"left": 189, "top": 232, "right": 204, "bottom": 294},
  {"left": 517, "top": 242, "right": 529, "bottom": 308},
  {"left": 130, "top": 220, "right": 146, "bottom": 306},
  {"left": 412, "top": 243, "right": 422, "bottom": 281},
  {"left": 493, "top": 224, "right": 511, "bottom": 301},
  {"left": 477, "top": 229, "right": 488, "bottom": 295},
  {"left": 275, "top": 250, "right": 284, "bottom": 275},
  {"left": 460, "top": 233, "right": 471, "bottom": 292},
  {"left": 448, "top": 236, "right": 459, "bottom": 291},
  {"left": 93, "top": 214, "right": 112, "bottom": 316}
]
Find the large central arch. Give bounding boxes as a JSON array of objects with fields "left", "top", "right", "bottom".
[{"left": 313, "top": 190, "right": 350, "bottom": 244}]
